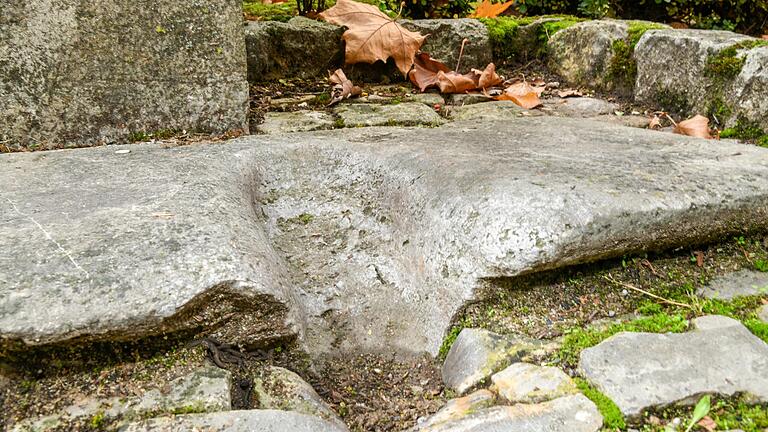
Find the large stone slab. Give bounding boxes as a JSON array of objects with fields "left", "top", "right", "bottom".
[
  {"left": 635, "top": 29, "right": 767, "bottom": 129},
  {"left": 3, "top": 118, "right": 768, "bottom": 357},
  {"left": 414, "top": 394, "right": 602, "bottom": 432},
  {"left": 120, "top": 409, "right": 347, "bottom": 432},
  {"left": 0, "top": 0, "right": 248, "bottom": 150},
  {"left": 579, "top": 315, "right": 768, "bottom": 420},
  {"left": 490, "top": 362, "right": 577, "bottom": 404}
]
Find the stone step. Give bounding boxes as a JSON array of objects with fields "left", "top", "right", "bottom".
[{"left": 2, "top": 118, "right": 768, "bottom": 358}]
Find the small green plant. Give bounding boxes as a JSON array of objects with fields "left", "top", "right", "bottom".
[
  {"left": 90, "top": 410, "right": 106, "bottom": 429},
  {"left": 755, "top": 259, "right": 768, "bottom": 272},
  {"left": 666, "top": 394, "right": 710, "bottom": 432},
  {"left": 438, "top": 324, "right": 464, "bottom": 360},
  {"left": 575, "top": 378, "right": 626, "bottom": 429},
  {"left": 297, "top": 213, "right": 314, "bottom": 224}
]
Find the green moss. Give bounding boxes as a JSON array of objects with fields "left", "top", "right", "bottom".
[
  {"left": 607, "top": 22, "right": 666, "bottom": 91},
  {"left": 296, "top": 213, "right": 314, "bottom": 224},
  {"left": 574, "top": 378, "right": 626, "bottom": 430},
  {"left": 707, "top": 97, "right": 733, "bottom": 125},
  {"left": 652, "top": 86, "right": 691, "bottom": 114},
  {"left": 242, "top": 0, "right": 297, "bottom": 21},
  {"left": 438, "top": 320, "right": 469, "bottom": 360},
  {"left": 711, "top": 398, "right": 768, "bottom": 432},
  {"left": 90, "top": 411, "right": 106, "bottom": 429},
  {"left": 127, "top": 129, "right": 180, "bottom": 143},
  {"left": 706, "top": 40, "right": 768, "bottom": 81},
  {"left": 758, "top": 135, "right": 768, "bottom": 148},
  {"left": 557, "top": 313, "right": 689, "bottom": 366},
  {"left": 720, "top": 116, "right": 768, "bottom": 143},
  {"left": 626, "top": 21, "right": 667, "bottom": 47},
  {"left": 480, "top": 15, "right": 583, "bottom": 62},
  {"left": 744, "top": 319, "right": 768, "bottom": 344}
]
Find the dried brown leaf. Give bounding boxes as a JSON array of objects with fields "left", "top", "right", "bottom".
[
  {"left": 475, "top": 63, "right": 503, "bottom": 89},
  {"left": 470, "top": 0, "right": 514, "bottom": 18},
  {"left": 436, "top": 70, "right": 477, "bottom": 94},
  {"left": 328, "top": 69, "right": 362, "bottom": 106},
  {"left": 320, "top": 0, "right": 426, "bottom": 76},
  {"left": 649, "top": 115, "right": 662, "bottom": 129},
  {"left": 497, "top": 82, "right": 542, "bottom": 109},
  {"left": 558, "top": 89, "right": 583, "bottom": 98},
  {"left": 673, "top": 114, "right": 712, "bottom": 139},
  {"left": 697, "top": 416, "right": 716, "bottom": 432},
  {"left": 409, "top": 52, "right": 451, "bottom": 92}
]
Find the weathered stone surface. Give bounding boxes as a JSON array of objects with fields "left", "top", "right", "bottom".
[
  {"left": 415, "top": 394, "right": 602, "bottom": 432},
  {"left": 548, "top": 20, "right": 629, "bottom": 91},
  {"left": 759, "top": 305, "right": 768, "bottom": 323},
  {"left": 4, "top": 118, "right": 768, "bottom": 356},
  {"left": 415, "top": 390, "right": 496, "bottom": 430},
  {"left": 401, "top": 19, "right": 492, "bottom": 73},
  {"left": 245, "top": 17, "right": 344, "bottom": 82},
  {"left": 579, "top": 315, "right": 768, "bottom": 419},
  {"left": 0, "top": 0, "right": 248, "bottom": 150},
  {"left": 547, "top": 97, "right": 619, "bottom": 117},
  {"left": 253, "top": 366, "right": 345, "bottom": 429},
  {"left": 12, "top": 366, "right": 231, "bottom": 431},
  {"left": 490, "top": 362, "right": 577, "bottom": 404},
  {"left": 447, "top": 93, "right": 493, "bottom": 106},
  {"left": 0, "top": 143, "right": 302, "bottom": 350},
  {"left": 698, "top": 270, "right": 768, "bottom": 299},
  {"left": 635, "top": 29, "right": 767, "bottom": 129},
  {"left": 258, "top": 111, "right": 336, "bottom": 134},
  {"left": 442, "top": 329, "right": 547, "bottom": 394},
  {"left": 120, "top": 409, "right": 347, "bottom": 432},
  {"left": 334, "top": 103, "right": 444, "bottom": 127},
  {"left": 448, "top": 101, "right": 528, "bottom": 121},
  {"left": 409, "top": 93, "right": 446, "bottom": 106}
]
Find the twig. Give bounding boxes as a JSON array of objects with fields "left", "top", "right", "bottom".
[
  {"left": 455, "top": 38, "right": 469, "bottom": 72},
  {"left": 663, "top": 112, "right": 678, "bottom": 128},
  {"left": 603, "top": 275, "right": 694, "bottom": 310}
]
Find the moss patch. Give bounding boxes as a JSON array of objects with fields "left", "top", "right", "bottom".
[
  {"left": 706, "top": 40, "right": 768, "bottom": 81},
  {"left": 574, "top": 378, "right": 626, "bottom": 430},
  {"left": 608, "top": 21, "right": 667, "bottom": 91},
  {"left": 480, "top": 15, "right": 583, "bottom": 63},
  {"left": 556, "top": 312, "right": 689, "bottom": 366},
  {"left": 719, "top": 116, "right": 768, "bottom": 145}
]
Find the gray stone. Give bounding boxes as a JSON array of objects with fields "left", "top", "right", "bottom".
[
  {"left": 579, "top": 315, "right": 768, "bottom": 419},
  {"left": 490, "top": 362, "right": 577, "bottom": 404},
  {"left": 548, "top": 97, "right": 619, "bottom": 117},
  {"left": 0, "top": 0, "right": 248, "bottom": 150},
  {"left": 253, "top": 366, "right": 345, "bottom": 429},
  {"left": 547, "top": 20, "right": 630, "bottom": 91},
  {"left": 698, "top": 270, "right": 768, "bottom": 299},
  {"left": 245, "top": 17, "right": 344, "bottom": 82},
  {"left": 401, "top": 19, "right": 493, "bottom": 73},
  {"left": 415, "top": 390, "right": 496, "bottom": 430},
  {"left": 119, "top": 409, "right": 347, "bottom": 432},
  {"left": 758, "top": 305, "right": 768, "bottom": 323},
  {"left": 334, "top": 103, "right": 444, "bottom": 127},
  {"left": 415, "top": 394, "right": 602, "bottom": 432},
  {"left": 442, "top": 329, "right": 548, "bottom": 395},
  {"left": 409, "top": 93, "right": 446, "bottom": 107},
  {"left": 259, "top": 111, "right": 336, "bottom": 134},
  {"left": 448, "top": 101, "right": 529, "bottom": 121},
  {"left": 587, "top": 114, "right": 650, "bottom": 129},
  {"left": 447, "top": 93, "right": 494, "bottom": 106},
  {"left": 12, "top": 366, "right": 231, "bottom": 431},
  {"left": 635, "top": 29, "right": 766, "bottom": 129},
  {"left": 4, "top": 118, "right": 768, "bottom": 357}
]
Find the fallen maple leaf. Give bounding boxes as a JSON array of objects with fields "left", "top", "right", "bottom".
[
  {"left": 474, "top": 63, "right": 503, "bottom": 89},
  {"left": 649, "top": 115, "right": 662, "bottom": 129},
  {"left": 328, "top": 69, "right": 362, "bottom": 106},
  {"left": 320, "top": 0, "right": 426, "bottom": 77},
  {"left": 497, "top": 82, "right": 542, "bottom": 109},
  {"left": 471, "top": 0, "right": 514, "bottom": 18},
  {"left": 436, "top": 70, "right": 477, "bottom": 94},
  {"left": 409, "top": 52, "right": 451, "bottom": 92},
  {"left": 673, "top": 114, "right": 712, "bottom": 139}
]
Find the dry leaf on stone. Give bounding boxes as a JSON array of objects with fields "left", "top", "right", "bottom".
[
  {"left": 558, "top": 89, "right": 583, "bottom": 98},
  {"left": 673, "top": 114, "right": 712, "bottom": 139},
  {"left": 474, "top": 63, "right": 503, "bottom": 89},
  {"left": 497, "top": 82, "right": 542, "bottom": 109},
  {"left": 762, "top": 35, "right": 768, "bottom": 40},
  {"left": 409, "top": 52, "right": 451, "bottom": 92},
  {"left": 436, "top": 70, "right": 477, "bottom": 94},
  {"left": 328, "top": 69, "right": 362, "bottom": 106},
  {"left": 470, "top": 0, "right": 514, "bottom": 18},
  {"left": 320, "top": 0, "right": 426, "bottom": 76},
  {"left": 649, "top": 115, "right": 662, "bottom": 129}
]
